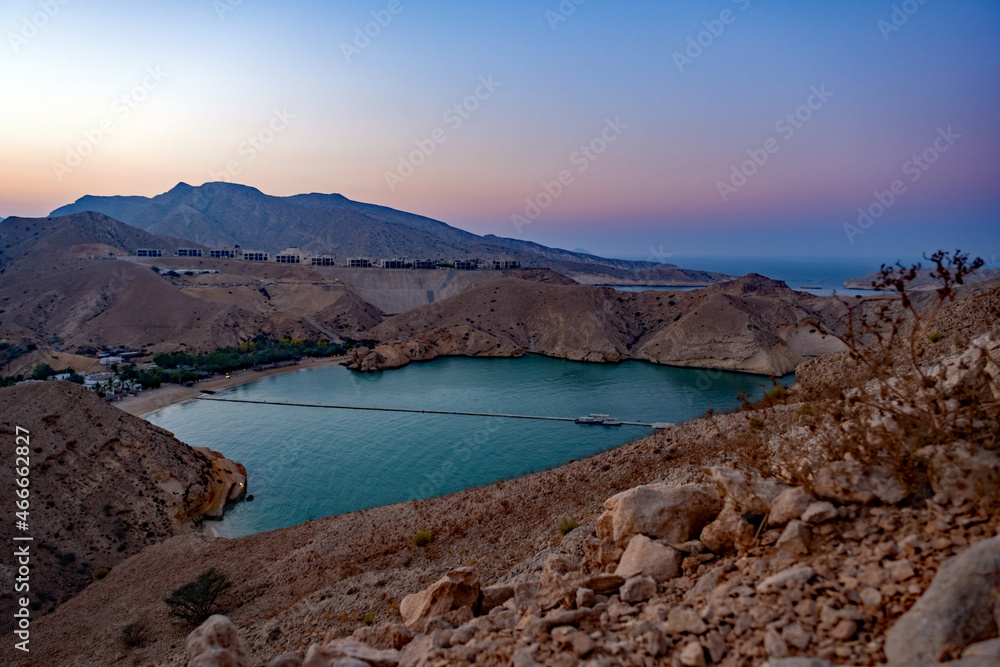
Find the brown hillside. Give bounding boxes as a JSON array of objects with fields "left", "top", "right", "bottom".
[
  {"left": 357, "top": 274, "right": 849, "bottom": 376},
  {"left": 0, "top": 382, "right": 245, "bottom": 630}
]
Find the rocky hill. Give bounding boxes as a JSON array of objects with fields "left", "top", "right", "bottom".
[
  {"left": 0, "top": 212, "right": 384, "bottom": 353},
  {"left": 352, "top": 274, "right": 849, "bottom": 376},
  {"left": 50, "top": 182, "right": 732, "bottom": 286},
  {"left": 844, "top": 267, "right": 1000, "bottom": 291},
  {"left": 0, "top": 381, "right": 246, "bottom": 630}
]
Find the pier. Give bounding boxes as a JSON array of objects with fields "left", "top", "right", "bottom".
[{"left": 194, "top": 396, "right": 670, "bottom": 428}]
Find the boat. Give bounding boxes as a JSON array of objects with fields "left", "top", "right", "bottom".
[{"left": 576, "top": 413, "right": 621, "bottom": 426}]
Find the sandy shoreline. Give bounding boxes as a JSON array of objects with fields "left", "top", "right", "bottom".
[{"left": 114, "top": 356, "right": 348, "bottom": 418}]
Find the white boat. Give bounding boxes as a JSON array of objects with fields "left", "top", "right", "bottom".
[{"left": 576, "top": 413, "right": 620, "bottom": 425}]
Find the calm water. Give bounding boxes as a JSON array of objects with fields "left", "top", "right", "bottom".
[{"left": 148, "top": 356, "right": 789, "bottom": 537}]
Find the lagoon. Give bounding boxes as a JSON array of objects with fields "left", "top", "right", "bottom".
[{"left": 147, "top": 356, "right": 788, "bottom": 537}]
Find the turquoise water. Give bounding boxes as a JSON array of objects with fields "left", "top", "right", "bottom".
[{"left": 147, "top": 356, "right": 789, "bottom": 537}]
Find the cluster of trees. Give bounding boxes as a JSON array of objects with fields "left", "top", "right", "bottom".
[
  {"left": 1, "top": 363, "right": 84, "bottom": 387},
  {"left": 153, "top": 335, "right": 348, "bottom": 377}
]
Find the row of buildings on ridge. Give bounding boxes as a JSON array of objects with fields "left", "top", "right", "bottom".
[{"left": 135, "top": 247, "right": 521, "bottom": 270}]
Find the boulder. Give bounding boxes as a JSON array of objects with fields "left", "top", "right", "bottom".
[
  {"left": 478, "top": 584, "right": 514, "bottom": 615},
  {"left": 614, "top": 534, "right": 682, "bottom": 582},
  {"left": 620, "top": 575, "right": 656, "bottom": 603},
  {"left": 351, "top": 624, "right": 414, "bottom": 650},
  {"left": 964, "top": 637, "right": 1000, "bottom": 659},
  {"left": 800, "top": 501, "right": 838, "bottom": 525},
  {"left": 302, "top": 639, "right": 399, "bottom": 667},
  {"left": 769, "top": 487, "right": 816, "bottom": 526},
  {"left": 885, "top": 535, "right": 1000, "bottom": 663},
  {"left": 597, "top": 483, "right": 721, "bottom": 546},
  {"left": 186, "top": 615, "right": 251, "bottom": 667},
  {"left": 922, "top": 443, "right": 1000, "bottom": 506},
  {"left": 265, "top": 656, "right": 302, "bottom": 667},
  {"left": 700, "top": 498, "right": 755, "bottom": 554},
  {"left": 813, "top": 461, "right": 906, "bottom": 504},
  {"left": 399, "top": 568, "right": 480, "bottom": 633},
  {"left": 704, "top": 466, "right": 769, "bottom": 514},
  {"left": 757, "top": 566, "right": 815, "bottom": 595}
]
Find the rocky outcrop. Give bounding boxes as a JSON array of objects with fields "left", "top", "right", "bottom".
[
  {"left": 399, "top": 568, "right": 480, "bottom": 632},
  {"left": 596, "top": 483, "right": 722, "bottom": 546},
  {"left": 187, "top": 615, "right": 252, "bottom": 667},
  {"left": 812, "top": 461, "right": 907, "bottom": 505},
  {"left": 357, "top": 274, "right": 849, "bottom": 375}
]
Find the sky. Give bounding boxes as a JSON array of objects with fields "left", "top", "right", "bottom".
[{"left": 1, "top": 0, "right": 998, "bottom": 260}]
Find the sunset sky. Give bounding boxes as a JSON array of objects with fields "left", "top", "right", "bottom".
[{"left": 1, "top": 0, "right": 998, "bottom": 258}]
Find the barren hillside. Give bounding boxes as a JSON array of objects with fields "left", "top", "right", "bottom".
[
  {"left": 0, "top": 382, "right": 246, "bottom": 629},
  {"left": 356, "top": 274, "right": 850, "bottom": 376}
]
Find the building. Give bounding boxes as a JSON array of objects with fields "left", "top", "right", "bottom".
[
  {"left": 136, "top": 248, "right": 164, "bottom": 258},
  {"left": 380, "top": 258, "right": 407, "bottom": 269},
  {"left": 210, "top": 249, "right": 237, "bottom": 259},
  {"left": 347, "top": 258, "right": 373, "bottom": 268},
  {"left": 275, "top": 248, "right": 305, "bottom": 264},
  {"left": 311, "top": 256, "right": 336, "bottom": 266},
  {"left": 453, "top": 259, "right": 479, "bottom": 270},
  {"left": 411, "top": 259, "right": 437, "bottom": 270},
  {"left": 493, "top": 260, "right": 521, "bottom": 270},
  {"left": 243, "top": 251, "right": 269, "bottom": 262},
  {"left": 176, "top": 248, "right": 203, "bottom": 257}
]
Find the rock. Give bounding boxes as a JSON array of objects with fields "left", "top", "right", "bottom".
[
  {"left": 775, "top": 520, "right": 811, "bottom": 556},
  {"left": 478, "top": 584, "right": 514, "bottom": 615},
  {"left": 397, "top": 634, "right": 434, "bottom": 667},
  {"left": 399, "top": 568, "right": 480, "bottom": 633},
  {"left": 883, "top": 559, "right": 916, "bottom": 582},
  {"left": 302, "top": 640, "right": 399, "bottom": 667},
  {"left": 757, "top": 566, "right": 815, "bottom": 594},
  {"left": 830, "top": 618, "right": 856, "bottom": 641},
  {"left": 781, "top": 622, "right": 811, "bottom": 651},
  {"left": 513, "top": 574, "right": 573, "bottom": 613},
  {"left": 266, "top": 655, "right": 302, "bottom": 667},
  {"left": 664, "top": 607, "right": 708, "bottom": 635},
  {"left": 964, "top": 637, "right": 1000, "bottom": 658},
  {"left": 684, "top": 565, "right": 726, "bottom": 602},
  {"left": 678, "top": 640, "right": 707, "bottom": 667},
  {"left": 448, "top": 623, "right": 476, "bottom": 647},
  {"left": 700, "top": 498, "right": 755, "bottom": 554},
  {"left": 576, "top": 587, "right": 595, "bottom": 608},
  {"left": 511, "top": 647, "right": 542, "bottom": 667},
  {"left": 578, "top": 573, "right": 625, "bottom": 596},
  {"left": 799, "top": 501, "right": 838, "bottom": 524},
  {"left": 761, "top": 660, "right": 836, "bottom": 667},
  {"left": 769, "top": 487, "right": 816, "bottom": 526},
  {"left": 764, "top": 627, "right": 789, "bottom": 659},
  {"left": 186, "top": 615, "right": 251, "bottom": 667},
  {"left": 813, "top": 461, "right": 906, "bottom": 505},
  {"left": 704, "top": 466, "right": 770, "bottom": 514},
  {"left": 923, "top": 443, "right": 1000, "bottom": 506},
  {"left": 620, "top": 575, "right": 656, "bottom": 603},
  {"left": 597, "top": 483, "right": 722, "bottom": 546},
  {"left": 351, "top": 624, "right": 414, "bottom": 650},
  {"left": 331, "top": 659, "right": 368, "bottom": 667},
  {"left": 614, "top": 534, "right": 682, "bottom": 582},
  {"left": 884, "top": 534, "right": 1000, "bottom": 663}
]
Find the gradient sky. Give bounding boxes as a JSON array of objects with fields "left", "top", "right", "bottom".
[{"left": 1, "top": 0, "right": 998, "bottom": 259}]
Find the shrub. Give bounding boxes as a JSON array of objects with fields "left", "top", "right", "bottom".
[
  {"left": 362, "top": 613, "right": 375, "bottom": 626},
  {"left": 93, "top": 568, "right": 110, "bottom": 581},
  {"left": 164, "top": 568, "right": 232, "bottom": 629},
  {"left": 927, "top": 330, "right": 943, "bottom": 343},
  {"left": 557, "top": 518, "right": 579, "bottom": 536},
  {"left": 120, "top": 620, "right": 147, "bottom": 648},
  {"left": 412, "top": 531, "right": 432, "bottom": 547}
]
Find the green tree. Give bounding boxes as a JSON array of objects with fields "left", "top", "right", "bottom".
[
  {"left": 164, "top": 568, "right": 232, "bottom": 628},
  {"left": 30, "top": 363, "right": 56, "bottom": 381}
]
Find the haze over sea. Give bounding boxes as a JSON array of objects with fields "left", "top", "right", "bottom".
[{"left": 148, "top": 355, "right": 790, "bottom": 537}]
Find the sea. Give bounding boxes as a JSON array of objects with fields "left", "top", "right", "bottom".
[
  {"left": 147, "top": 356, "right": 791, "bottom": 537},
  {"left": 609, "top": 255, "right": 927, "bottom": 296}
]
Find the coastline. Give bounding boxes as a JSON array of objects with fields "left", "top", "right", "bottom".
[{"left": 114, "top": 355, "right": 348, "bottom": 418}]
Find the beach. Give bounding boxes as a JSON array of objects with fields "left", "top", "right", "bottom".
[{"left": 114, "top": 356, "right": 348, "bottom": 417}]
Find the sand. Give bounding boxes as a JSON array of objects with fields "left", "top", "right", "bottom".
[{"left": 114, "top": 355, "right": 348, "bottom": 417}]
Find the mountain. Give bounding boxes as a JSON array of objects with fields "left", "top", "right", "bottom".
[
  {"left": 844, "top": 266, "right": 1000, "bottom": 290},
  {"left": 352, "top": 274, "right": 850, "bottom": 376},
  {"left": 0, "top": 212, "right": 383, "bottom": 352},
  {"left": 50, "top": 182, "right": 731, "bottom": 285}
]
